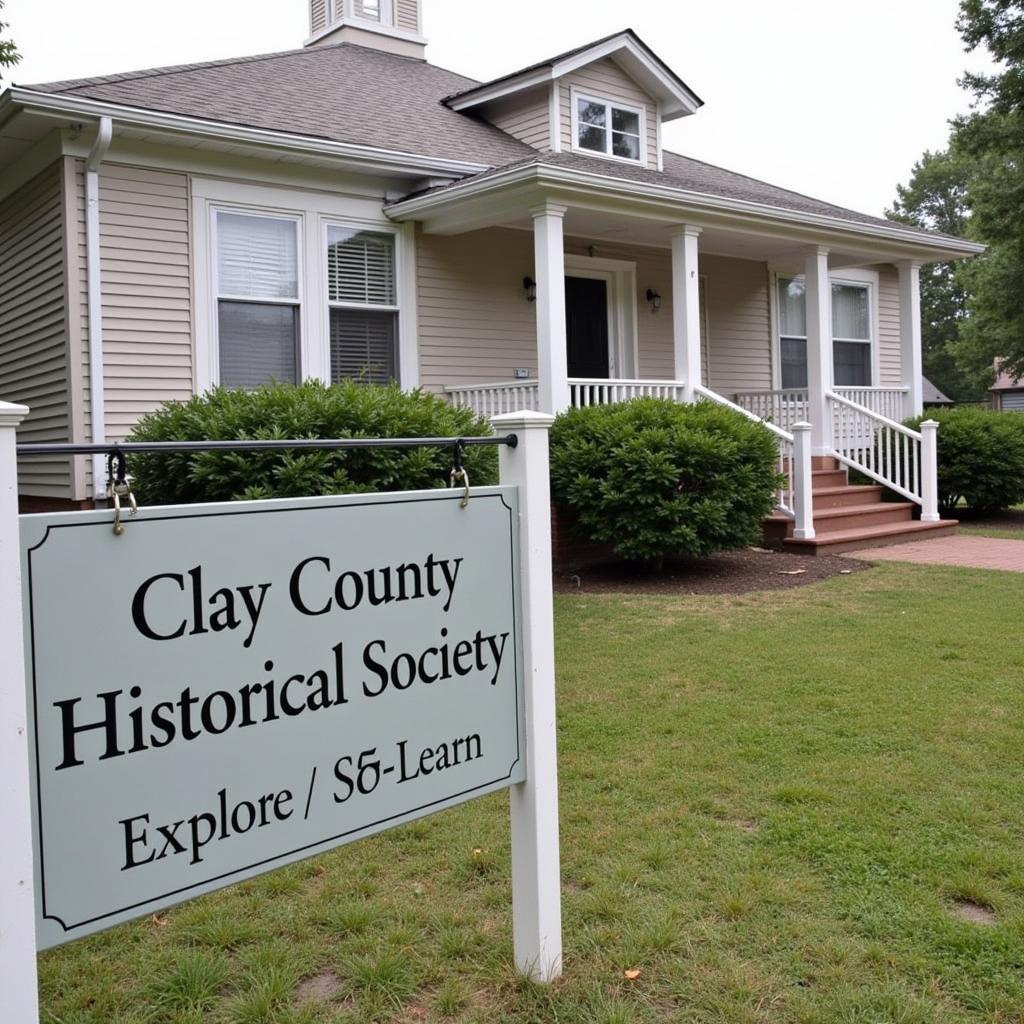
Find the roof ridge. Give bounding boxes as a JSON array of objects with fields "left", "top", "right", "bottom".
[{"left": 26, "top": 40, "right": 467, "bottom": 95}]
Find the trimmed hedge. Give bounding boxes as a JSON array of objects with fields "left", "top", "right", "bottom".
[
  {"left": 126, "top": 381, "right": 497, "bottom": 505},
  {"left": 549, "top": 398, "right": 782, "bottom": 565},
  {"left": 906, "top": 406, "right": 1024, "bottom": 514}
]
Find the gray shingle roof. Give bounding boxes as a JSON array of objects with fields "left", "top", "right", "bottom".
[{"left": 26, "top": 42, "right": 536, "bottom": 167}]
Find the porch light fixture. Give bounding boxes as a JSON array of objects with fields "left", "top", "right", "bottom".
[
  {"left": 646, "top": 288, "right": 662, "bottom": 313},
  {"left": 523, "top": 277, "right": 537, "bottom": 302}
]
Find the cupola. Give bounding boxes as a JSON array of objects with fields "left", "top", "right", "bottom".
[{"left": 307, "top": 0, "right": 426, "bottom": 58}]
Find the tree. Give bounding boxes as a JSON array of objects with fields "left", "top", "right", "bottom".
[
  {"left": 887, "top": 149, "right": 982, "bottom": 401},
  {"left": 0, "top": 1, "right": 20, "bottom": 82},
  {"left": 951, "top": 1, "right": 1024, "bottom": 386}
]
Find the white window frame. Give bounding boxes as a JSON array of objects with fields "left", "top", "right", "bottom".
[
  {"left": 192, "top": 178, "right": 418, "bottom": 393},
  {"left": 358, "top": 0, "right": 393, "bottom": 26},
  {"left": 323, "top": 220, "right": 403, "bottom": 385},
  {"left": 768, "top": 267, "right": 880, "bottom": 390},
  {"left": 570, "top": 89, "right": 647, "bottom": 167}
]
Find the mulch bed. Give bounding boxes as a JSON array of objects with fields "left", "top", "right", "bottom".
[
  {"left": 957, "top": 508, "right": 1024, "bottom": 531},
  {"left": 554, "top": 547, "right": 872, "bottom": 596}
]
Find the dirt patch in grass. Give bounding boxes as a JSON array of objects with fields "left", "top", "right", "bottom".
[
  {"left": 952, "top": 900, "right": 997, "bottom": 925},
  {"left": 555, "top": 547, "right": 870, "bottom": 596},
  {"left": 293, "top": 969, "right": 347, "bottom": 1005}
]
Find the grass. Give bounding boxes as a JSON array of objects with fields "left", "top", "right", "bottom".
[{"left": 39, "top": 564, "right": 1024, "bottom": 1024}]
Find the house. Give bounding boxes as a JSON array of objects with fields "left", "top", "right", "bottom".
[
  {"left": 0, "top": 0, "right": 983, "bottom": 550},
  {"left": 922, "top": 376, "right": 954, "bottom": 407},
  {"left": 990, "top": 363, "right": 1024, "bottom": 411}
]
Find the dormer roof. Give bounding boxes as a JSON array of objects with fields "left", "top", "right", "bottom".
[{"left": 443, "top": 29, "right": 703, "bottom": 121}]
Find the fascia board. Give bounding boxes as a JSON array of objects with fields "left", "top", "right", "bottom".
[
  {"left": 6, "top": 88, "right": 490, "bottom": 179},
  {"left": 445, "top": 70, "right": 555, "bottom": 111},
  {"left": 388, "top": 163, "right": 986, "bottom": 259}
]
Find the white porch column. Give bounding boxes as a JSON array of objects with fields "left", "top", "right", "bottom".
[
  {"left": 671, "top": 225, "right": 703, "bottom": 401},
  {"left": 531, "top": 203, "right": 570, "bottom": 414},
  {"left": 898, "top": 261, "right": 924, "bottom": 419},
  {"left": 805, "top": 246, "right": 834, "bottom": 454}
]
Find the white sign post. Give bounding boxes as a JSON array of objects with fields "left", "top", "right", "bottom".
[
  {"left": 1, "top": 401, "right": 562, "bottom": 1022},
  {"left": 0, "top": 401, "right": 40, "bottom": 1024}
]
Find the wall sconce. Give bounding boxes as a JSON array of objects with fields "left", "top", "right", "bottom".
[
  {"left": 646, "top": 288, "right": 662, "bottom": 313},
  {"left": 523, "top": 277, "right": 537, "bottom": 302}
]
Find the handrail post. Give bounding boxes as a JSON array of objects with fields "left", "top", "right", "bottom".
[
  {"left": 0, "top": 400, "right": 40, "bottom": 1024},
  {"left": 920, "top": 419, "right": 940, "bottom": 522},
  {"left": 791, "top": 421, "right": 815, "bottom": 540},
  {"left": 492, "top": 410, "right": 562, "bottom": 983}
]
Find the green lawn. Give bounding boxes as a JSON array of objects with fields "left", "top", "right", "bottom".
[{"left": 40, "top": 564, "right": 1024, "bottom": 1024}]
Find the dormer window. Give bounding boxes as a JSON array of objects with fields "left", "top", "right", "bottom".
[{"left": 572, "top": 94, "right": 644, "bottom": 163}]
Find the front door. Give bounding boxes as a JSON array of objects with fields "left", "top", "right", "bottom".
[{"left": 565, "top": 276, "right": 610, "bottom": 379}]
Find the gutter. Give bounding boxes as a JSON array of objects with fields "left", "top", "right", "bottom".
[
  {"left": 85, "top": 116, "right": 112, "bottom": 499},
  {"left": 8, "top": 88, "right": 491, "bottom": 179},
  {"left": 387, "top": 162, "right": 987, "bottom": 260}
]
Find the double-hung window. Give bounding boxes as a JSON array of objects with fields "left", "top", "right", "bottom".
[
  {"left": 776, "top": 276, "right": 873, "bottom": 389},
  {"left": 327, "top": 226, "right": 399, "bottom": 385},
  {"left": 215, "top": 211, "right": 300, "bottom": 389},
  {"left": 575, "top": 94, "right": 643, "bottom": 163}
]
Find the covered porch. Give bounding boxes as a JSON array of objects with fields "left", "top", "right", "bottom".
[{"left": 389, "top": 173, "right": 967, "bottom": 541}]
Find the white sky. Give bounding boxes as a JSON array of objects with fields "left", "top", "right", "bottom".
[{"left": 3, "top": 0, "right": 996, "bottom": 216}]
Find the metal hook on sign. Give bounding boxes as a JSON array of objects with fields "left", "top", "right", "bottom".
[
  {"left": 106, "top": 449, "right": 138, "bottom": 536},
  {"left": 449, "top": 439, "right": 470, "bottom": 509}
]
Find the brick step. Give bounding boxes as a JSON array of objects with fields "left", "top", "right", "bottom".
[
  {"left": 783, "top": 518, "right": 958, "bottom": 555},
  {"left": 811, "top": 484, "right": 885, "bottom": 509},
  {"left": 810, "top": 469, "right": 848, "bottom": 488},
  {"left": 811, "top": 456, "right": 841, "bottom": 471},
  {"left": 812, "top": 501, "right": 916, "bottom": 534}
]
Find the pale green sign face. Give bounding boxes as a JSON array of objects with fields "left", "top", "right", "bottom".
[{"left": 20, "top": 488, "right": 525, "bottom": 950}]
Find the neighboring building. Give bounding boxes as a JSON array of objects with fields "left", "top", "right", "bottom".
[
  {"left": 922, "top": 376, "right": 954, "bottom": 407},
  {"left": 0, "top": 0, "right": 982, "bottom": 548},
  {"left": 990, "top": 363, "right": 1024, "bottom": 411}
]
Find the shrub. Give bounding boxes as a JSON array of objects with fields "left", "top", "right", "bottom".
[
  {"left": 549, "top": 398, "right": 782, "bottom": 565},
  {"left": 905, "top": 406, "right": 1024, "bottom": 515},
  {"left": 126, "top": 380, "right": 497, "bottom": 505}
]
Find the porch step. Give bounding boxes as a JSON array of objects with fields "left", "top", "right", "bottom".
[
  {"left": 811, "top": 469, "right": 848, "bottom": 488},
  {"left": 812, "top": 501, "right": 916, "bottom": 534},
  {"left": 812, "top": 484, "right": 885, "bottom": 509},
  {"left": 783, "top": 518, "right": 958, "bottom": 555}
]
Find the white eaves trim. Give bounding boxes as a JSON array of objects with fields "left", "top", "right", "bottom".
[
  {"left": 4, "top": 88, "right": 490, "bottom": 179},
  {"left": 304, "top": 19, "right": 428, "bottom": 47},
  {"left": 386, "top": 161, "right": 987, "bottom": 260},
  {"left": 445, "top": 32, "right": 702, "bottom": 120}
]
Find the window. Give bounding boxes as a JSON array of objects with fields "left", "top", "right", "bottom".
[
  {"left": 360, "top": 0, "right": 392, "bottom": 23},
  {"left": 776, "top": 276, "right": 873, "bottom": 389},
  {"left": 327, "top": 227, "right": 399, "bottom": 385},
  {"left": 215, "top": 212, "right": 300, "bottom": 389},
  {"left": 574, "top": 94, "right": 643, "bottom": 162}
]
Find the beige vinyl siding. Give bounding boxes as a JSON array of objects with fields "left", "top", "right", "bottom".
[
  {"left": 485, "top": 88, "right": 552, "bottom": 151},
  {"left": 875, "top": 264, "right": 902, "bottom": 387},
  {"left": 310, "top": 0, "right": 328, "bottom": 34},
  {"left": 71, "top": 161, "right": 194, "bottom": 456},
  {"left": 560, "top": 59, "right": 659, "bottom": 168},
  {"left": 395, "top": 0, "right": 419, "bottom": 32},
  {"left": 0, "top": 160, "right": 74, "bottom": 497},
  {"left": 703, "top": 255, "right": 772, "bottom": 394},
  {"left": 416, "top": 229, "right": 768, "bottom": 392}
]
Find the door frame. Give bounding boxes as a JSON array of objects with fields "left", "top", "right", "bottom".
[{"left": 564, "top": 254, "right": 638, "bottom": 378}]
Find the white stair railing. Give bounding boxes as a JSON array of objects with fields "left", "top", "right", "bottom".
[
  {"left": 569, "top": 378, "right": 689, "bottom": 406},
  {"left": 733, "top": 388, "right": 810, "bottom": 431},
  {"left": 445, "top": 381, "right": 540, "bottom": 417},
  {"left": 831, "top": 387, "right": 908, "bottom": 423},
  {"left": 827, "top": 390, "right": 940, "bottom": 520},
  {"left": 695, "top": 385, "right": 811, "bottom": 532}
]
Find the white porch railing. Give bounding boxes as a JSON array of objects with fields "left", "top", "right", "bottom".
[
  {"left": 445, "top": 380, "right": 541, "bottom": 417},
  {"left": 733, "top": 389, "right": 810, "bottom": 431},
  {"left": 695, "top": 385, "right": 813, "bottom": 532},
  {"left": 827, "top": 390, "right": 939, "bottom": 519},
  {"left": 569, "top": 378, "right": 689, "bottom": 406},
  {"left": 832, "top": 387, "right": 908, "bottom": 424}
]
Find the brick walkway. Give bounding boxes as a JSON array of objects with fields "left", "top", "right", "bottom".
[{"left": 849, "top": 534, "right": 1024, "bottom": 573}]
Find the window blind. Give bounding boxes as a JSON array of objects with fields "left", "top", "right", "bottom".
[
  {"left": 219, "top": 302, "right": 299, "bottom": 388},
  {"left": 217, "top": 213, "right": 298, "bottom": 300},
  {"left": 327, "top": 228, "right": 396, "bottom": 306},
  {"left": 330, "top": 308, "right": 397, "bottom": 385}
]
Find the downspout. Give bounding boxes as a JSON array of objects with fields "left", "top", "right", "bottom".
[{"left": 85, "top": 116, "right": 112, "bottom": 499}]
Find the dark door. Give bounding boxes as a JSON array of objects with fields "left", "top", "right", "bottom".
[{"left": 565, "top": 276, "right": 610, "bottom": 379}]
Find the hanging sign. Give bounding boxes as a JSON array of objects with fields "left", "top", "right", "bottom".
[{"left": 20, "top": 488, "right": 524, "bottom": 949}]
